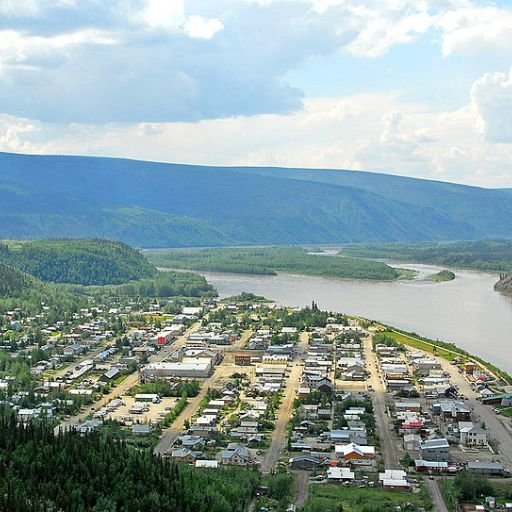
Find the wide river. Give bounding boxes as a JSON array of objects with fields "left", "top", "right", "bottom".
[{"left": 172, "top": 262, "right": 512, "bottom": 373}]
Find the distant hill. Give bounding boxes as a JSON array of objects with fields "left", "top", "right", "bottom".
[
  {"left": 0, "top": 239, "right": 157, "bottom": 285},
  {"left": 1, "top": 152, "right": 511, "bottom": 246},
  {"left": 228, "top": 166, "right": 512, "bottom": 239}
]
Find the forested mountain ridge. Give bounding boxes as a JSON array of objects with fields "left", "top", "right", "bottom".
[
  {"left": 1, "top": 151, "right": 511, "bottom": 247},
  {"left": 0, "top": 239, "right": 157, "bottom": 285},
  {"left": 229, "top": 166, "right": 512, "bottom": 239}
]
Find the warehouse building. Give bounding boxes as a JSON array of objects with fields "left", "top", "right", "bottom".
[{"left": 142, "top": 360, "right": 212, "bottom": 379}]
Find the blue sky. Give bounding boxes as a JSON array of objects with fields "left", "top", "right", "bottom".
[{"left": 1, "top": 0, "right": 512, "bottom": 187}]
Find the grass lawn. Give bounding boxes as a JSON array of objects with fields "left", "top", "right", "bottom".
[
  {"left": 438, "top": 479, "right": 458, "bottom": 512},
  {"left": 382, "top": 331, "right": 458, "bottom": 362},
  {"left": 496, "top": 405, "right": 512, "bottom": 417},
  {"left": 302, "top": 483, "right": 431, "bottom": 512}
]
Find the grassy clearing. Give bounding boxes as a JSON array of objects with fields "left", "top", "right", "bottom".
[
  {"left": 396, "top": 268, "right": 418, "bottom": 280},
  {"left": 496, "top": 405, "right": 512, "bottom": 417},
  {"left": 375, "top": 325, "right": 512, "bottom": 385},
  {"left": 302, "top": 483, "right": 431, "bottom": 512},
  {"left": 438, "top": 479, "right": 458, "bottom": 512},
  {"left": 381, "top": 331, "right": 458, "bottom": 362}
]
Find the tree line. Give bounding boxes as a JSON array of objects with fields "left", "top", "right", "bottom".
[{"left": 147, "top": 246, "right": 403, "bottom": 281}]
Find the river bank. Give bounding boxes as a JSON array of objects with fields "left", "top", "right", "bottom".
[{"left": 162, "top": 262, "right": 512, "bottom": 373}]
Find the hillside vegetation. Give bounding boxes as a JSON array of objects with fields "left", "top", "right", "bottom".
[
  {"left": 0, "top": 262, "right": 44, "bottom": 297},
  {"left": 2, "top": 152, "right": 512, "bottom": 246},
  {"left": 0, "top": 409, "right": 257, "bottom": 512},
  {"left": 341, "top": 240, "right": 512, "bottom": 272},
  {"left": 89, "top": 270, "right": 216, "bottom": 298},
  {"left": 0, "top": 239, "right": 156, "bottom": 285},
  {"left": 0, "top": 240, "right": 215, "bottom": 315},
  {"left": 147, "top": 246, "right": 412, "bottom": 280}
]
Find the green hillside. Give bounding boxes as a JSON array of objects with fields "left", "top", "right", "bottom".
[
  {"left": 0, "top": 182, "right": 233, "bottom": 247},
  {"left": 0, "top": 262, "right": 43, "bottom": 297},
  {"left": 1, "top": 152, "right": 511, "bottom": 246},
  {"left": 0, "top": 239, "right": 157, "bottom": 285},
  {"left": 229, "top": 166, "right": 512, "bottom": 239}
]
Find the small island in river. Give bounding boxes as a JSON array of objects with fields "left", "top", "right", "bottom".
[{"left": 427, "top": 269, "right": 455, "bottom": 282}]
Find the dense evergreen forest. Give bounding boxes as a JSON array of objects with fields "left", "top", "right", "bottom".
[
  {"left": 0, "top": 262, "right": 88, "bottom": 320},
  {"left": 86, "top": 271, "right": 216, "bottom": 298},
  {"left": 341, "top": 240, "right": 512, "bottom": 272},
  {"left": 0, "top": 271, "right": 214, "bottom": 319},
  {"left": 0, "top": 239, "right": 157, "bottom": 285},
  {"left": 0, "top": 247, "right": 214, "bottom": 317},
  {"left": 0, "top": 262, "right": 43, "bottom": 297},
  {"left": 0, "top": 409, "right": 258, "bottom": 512},
  {"left": 147, "top": 247, "right": 410, "bottom": 280}
]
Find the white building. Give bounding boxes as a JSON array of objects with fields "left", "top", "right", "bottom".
[
  {"left": 142, "top": 360, "right": 212, "bottom": 379},
  {"left": 459, "top": 426, "right": 489, "bottom": 446}
]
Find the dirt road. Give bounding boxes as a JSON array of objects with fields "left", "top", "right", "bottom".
[
  {"left": 363, "top": 336, "right": 402, "bottom": 469},
  {"left": 153, "top": 369, "right": 219, "bottom": 456},
  {"left": 261, "top": 332, "right": 309, "bottom": 474},
  {"left": 56, "top": 322, "right": 201, "bottom": 434},
  {"left": 439, "top": 357, "right": 512, "bottom": 466},
  {"left": 293, "top": 470, "right": 310, "bottom": 508},
  {"left": 426, "top": 478, "right": 449, "bottom": 512}
]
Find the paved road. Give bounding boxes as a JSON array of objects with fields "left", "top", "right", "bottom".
[
  {"left": 363, "top": 335, "right": 402, "bottom": 469},
  {"left": 261, "top": 332, "right": 309, "bottom": 474},
  {"left": 426, "top": 478, "right": 449, "bottom": 512}
]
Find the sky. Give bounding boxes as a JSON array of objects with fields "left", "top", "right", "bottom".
[{"left": 1, "top": 0, "right": 512, "bottom": 188}]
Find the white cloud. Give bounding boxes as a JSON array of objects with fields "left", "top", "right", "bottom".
[
  {"left": 239, "top": 0, "right": 512, "bottom": 58},
  {"left": 1, "top": 0, "right": 512, "bottom": 189},
  {"left": 437, "top": 6, "right": 512, "bottom": 56},
  {"left": 138, "top": 122, "right": 164, "bottom": 136},
  {"left": 138, "top": 0, "right": 186, "bottom": 30},
  {"left": 345, "top": 7, "right": 433, "bottom": 58},
  {"left": 0, "top": 28, "right": 118, "bottom": 65},
  {"left": 0, "top": 115, "right": 41, "bottom": 152},
  {"left": 471, "top": 67, "right": 512, "bottom": 143},
  {"left": 182, "top": 15, "right": 224, "bottom": 39},
  {"left": 0, "top": 0, "right": 40, "bottom": 17},
  {"left": 136, "top": 0, "right": 223, "bottom": 39}
]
